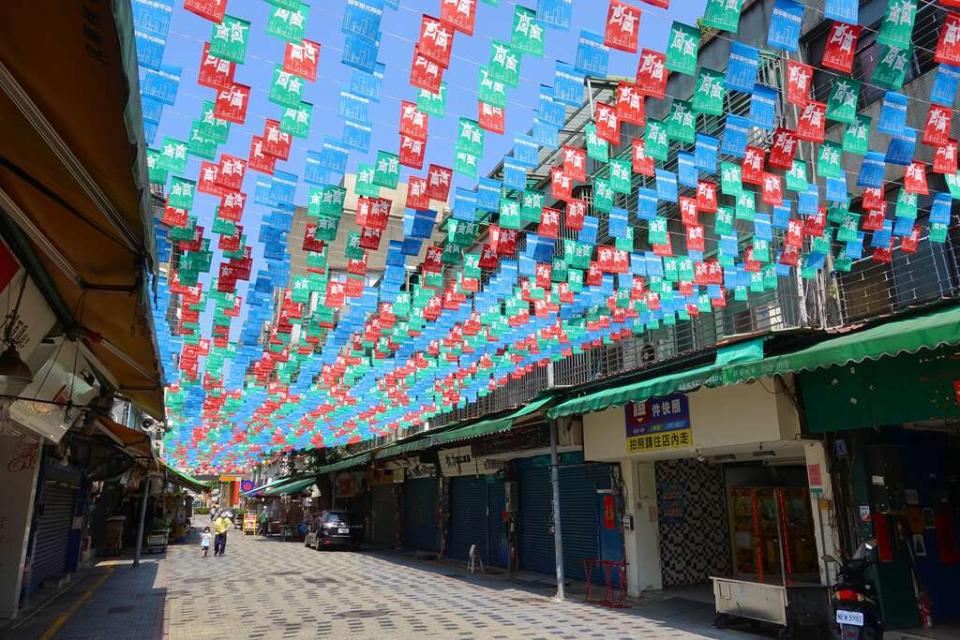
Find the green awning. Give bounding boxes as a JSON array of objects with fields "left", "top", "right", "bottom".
[
  {"left": 161, "top": 462, "right": 209, "bottom": 493},
  {"left": 723, "top": 304, "right": 960, "bottom": 385},
  {"left": 317, "top": 452, "right": 372, "bottom": 475},
  {"left": 547, "top": 339, "right": 764, "bottom": 419},
  {"left": 374, "top": 438, "right": 432, "bottom": 459},
  {"left": 263, "top": 476, "right": 316, "bottom": 496},
  {"left": 430, "top": 395, "right": 555, "bottom": 447},
  {"left": 241, "top": 476, "right": 286, "bottom": 497}
]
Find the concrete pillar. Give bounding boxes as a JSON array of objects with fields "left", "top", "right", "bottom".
[
  {"left": 803, "top": 440, "right": 841, "bottom": 585},
  {"left": 0, "top": 433, "right": 42, "bottom": 620},
  {"left": 620, "top": 459, "right": 662, "bottom": 596}
]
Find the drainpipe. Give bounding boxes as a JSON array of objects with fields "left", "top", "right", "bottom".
[
  {"left": 549, "top": 417, "right": 565, "bottom": 600},
  {"left": 133, "top": 470, "right": 152, "bottom": 568}
]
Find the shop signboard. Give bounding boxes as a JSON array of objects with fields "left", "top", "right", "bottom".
[
  {"left": 624, "top": 393, "right": 693, "bottom": 454},
  {"left": 438, "top": 445, "right": 505, "bottom": 477}
]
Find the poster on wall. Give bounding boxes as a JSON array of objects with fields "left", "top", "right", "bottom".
[{"left": 624, "top": 393, "right": 693, "bottom": 454}]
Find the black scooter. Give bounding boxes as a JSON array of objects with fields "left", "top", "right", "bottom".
[{"left": 832, "top": 541, "right": 882, "bottom": 640}]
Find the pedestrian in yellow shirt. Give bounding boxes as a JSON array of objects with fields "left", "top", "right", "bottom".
[{"left": 213, "top": 513, "right": 231, "bottom": 556}]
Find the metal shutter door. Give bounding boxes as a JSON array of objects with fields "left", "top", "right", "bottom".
[
  {"left": 486, "top": 480, "right": 508, "bottom": 568},
  {"left": 32, "top": 484, "right": 75, "bottom": 587},
  {"left": 403, "top": 478, "right": 439, "bottom": 551},
  {"left": 447, "top": 476, "right": 488, "bottom": 562},
  {"left": 559, "top": 464, "right": 611, "bottom": 582},
  {"left": 518, "top": 465, "right": 555, "bottom": 575},
  {"left": 369, "top": 484, "right": 399, "bottom": 547}
]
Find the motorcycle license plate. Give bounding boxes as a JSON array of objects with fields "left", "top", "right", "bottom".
[
  {"left": 338, "top": 528, "right": 349, "bottom": 534},
  {"left": 836, "top": 610, "right": 864, "bottom": 626}
]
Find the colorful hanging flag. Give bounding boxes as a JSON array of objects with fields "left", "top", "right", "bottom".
[
  {"left": 604, "top": 0, "right": 641, "bottom": 53},
  {"left": 821, "top": 22, "right": 861, "bottom": 73},
  {"left": 665, "top": 22, "right": 699, "bottom": 76}
]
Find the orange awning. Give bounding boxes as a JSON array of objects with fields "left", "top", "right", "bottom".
[{"left": 0, "top": 1, "right": 163, "bottom": 416}]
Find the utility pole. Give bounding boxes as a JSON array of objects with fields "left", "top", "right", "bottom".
[
  {"left": 549, "top": 417, "right": 565, "bottom": 600},
  {"left": 133, "top": 470, "right": 152, "bottom": 568}
]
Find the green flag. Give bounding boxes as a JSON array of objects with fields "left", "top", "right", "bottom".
[
  {"left": 825, "top": 78, "right": 860, "bottom": 124},
  {"left": 666, "top": 22, "right": 700, "bottom": 76},
  {"left": 417, "top": 84, "right": 447, "bottom": 117},
  {"left": 210, "top": 15, "right": 250, "bottom": 63},
  {"left": 842, "top": 114, "right": 871, "bottom": 155},
  {"left": 877, "top": 0, "right": 916, "bottom": 50},
  {"left": 692, "top": 68, "right": 725, "bottom": 116},
  {"left": 702, "top": 0, "right": 742, "bottom": 33},
  {"left": 373, "top": 150, "right": 400, "bottom": 188},
  {"left": 511, "top": 6, "right": 545, "bottom": 57}
]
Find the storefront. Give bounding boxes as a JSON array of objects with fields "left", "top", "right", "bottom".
[
  {"left": 368, "top": 468, "right": 401, "bottom": 548},
  {"left": 799, "top": 347, "right": 960, "bottom": 630},
  {"left": 577, "top": 373, "right": 828, "bottom": 598},
  {"left": 439, "top": 445, "right": 508, "bottom": 567},
  {"left": 399, "top": 461, "right": 441, "bottom": 553}
]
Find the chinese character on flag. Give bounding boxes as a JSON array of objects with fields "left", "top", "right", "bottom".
[
  {"left": 904, "top": 161, "right": 929, "bottom": 195},
  {"left": 248, "top": 136, "right": 277, "bottom": 174},
  {"left": 418, "top": 15, "right": 454, "bottom": 68},
  {"left": 696, "top": 180, "right": 717, "bottom": 213},
  {"left": 786, "top": 60, "right": 813, "bottom": 106},
  {"left": 936, "top": 12, "right": 960, "bottom": 66},
  {"left": 768, "top": 128, "right": 797, "bottom": 169},
  {"left": 214, "top": 83, "right": 251, "bottom": 124},
  {"left": 426, "top": 164, "right": 453, "bottom": 201},
  {"left": 795, "top": 101, "right": 827, "bottom": 143},
  {"left": 923, "top": 104, "right": 953, "bottom": 147},
  {"left": 407, "top": 175, "right": 431, "bottom": 210},
  {"left": 283, "top": 39, "right": 320, "bottom": 81},
  {"left": 262, "top": 119, "right": 292, "bottom": 160},
  {"left": 594, "top": 102, "right": 620, "bottom": 144},
  {"left": 440, "top": 0, "right": 477, "bottom": 36},
  {"left": 566, "top": 199, "right": 587, "bottom": 230},
  {"left": 399, "top": 134, "right": 426, "bottom": 169},
  {"left": 198, "top": 42, "right": 235, "bottom": 89},
  {"left": 551, "top": 167, "right": 573, "bottom": 201},
  {"left": 410, "top": 49, "right": 444, "bottom": 94},
  {"left": 478, "top": 102, "right": 505, "bottom": 134},
  {"left": 604, "top": 0, "right": 641, "bottom": 53},
  {"left": 821, "top": 22, "right": 861, "bottom": 74},
  {"left": 632, "top": 138, "right": 655, "bottom": 176},
  {"left": 636, "top": 49, "right": 667, "bottom": 99},
  {"left": 400, "top": 101, "right": 430, "bottom": 141},
  {"left": 742, "top": 146, "right": 766, "bottom": 185},
  {"left": 184, "top": 0, "right": 226, "bottom": 24},
  {"left": 562, "top": 146, "right": 587, "bottom": 182},
  {"left": 616, "top": 82, "right": 646, "bottom": 126},
  {"left": 934, "top": 140, "right": 958, "bottom": 174}
]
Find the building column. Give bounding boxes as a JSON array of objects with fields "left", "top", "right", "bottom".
[
  {"left": 803, "top": 440, "right": 841, "bottom": 585},
  {"left": 620, "top": 459, "right": 662, "bottom": 596},
  {"left": 0, "top": 433, "right": 42, "bottom": 620}
]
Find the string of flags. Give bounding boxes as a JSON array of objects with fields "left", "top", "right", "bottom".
[{"left": 138, "top": 0, "right": 960, "bottom": 473}]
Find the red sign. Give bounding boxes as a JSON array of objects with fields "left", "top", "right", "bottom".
[
  {"left": 248, "top": 136, "right": 276, "bottom": 175},
  {"left": 426, "top": 164, "right": 453, "bottom": 201},
  {"left": 636, "top": 49, "right": 667, "bottom": 98},
  {"left": 399, "top": 101, "right": 429, "bottom": 141},
  {"left": 923, "top": 104, "right": 953, "bottom": 147},
  {"left": 551, "top": 167, "right": 573, "bottom": 201},
  {"left": 219, "top": 191, "right": 246, "bottom": 222},
  {"left": 262, "top": 119, "right": 292, "bottom": 160},
  {"left": 197, "top": 161, "right": 224, "bottom": 196},
  {"left": 795, "top": 101, "right": 826, "bottom": 143},
  {"left": 407, "top": 176, "right": 431, "bottom": 210},
  {"left": 198, "top": 43, "right": 235, "bottom": 90},
  {"left": 786, "top": 60, "right": 813, "bottom": 106},
  {"left": 936, "top": 12, "right": 960, "bottom": 66},
  {"left": 935, "top": 140, "right": 959, "bottom": 174},
  {"left": 478, "top": 102, "right": 505, "bottom": 134},
  {"left": 741, "top": 146, "right": 765, "bottom": 185},
  {"left": 283, "top": 39, "right": 320, "bottom": 81},
  {"left": 356, "top": 197, "right": 391, "bottom": 230},
  {"left": 768, "top": 128, "right": 798, "bottom": 170},
  {"left": 399, "top": 134, "right": 426, "bottom": 169},
  {"left": 679, "top": 196, "right": 698, "bottom": 226},
  {"left": 632, "top": 138, "right": 654, "bottom": 176},
  {"left": 686, "top": 224, "right": 705, "bottom": 252},
  {"left": 302, "top": 223, "right": 325, "bottom": 253},
  {"left": 696, "top": 180, "right": 717, "bottom": 213},
  {"left": 594, "top": 102, "right": 620, "bottom": 144},
  {"left": 821, "top": 23, "right": 861, "bottom": 74},
  {"left": 216, "top": 154, "right": 246, "bottom": 192},
  {"left": 565, "top": 199, "right": 586, "bottom": 231},
  {"left": 761, "top": 172, "right": 783, "bottom": 206},
  {"left": 604, "top": 0, "right": 641, "bottom": 53},
  {"left": 904, "top": 161, "right": 929, "bottom": 195},
  {"left": 214, "top": 83, "right": 251, "bottom": 124},
  {"left": 562, "top": 146, "right": 587, "bottom": 182},
  {"left": 418, "top": 14, "right": 454, "bottom": 67},
  {"left": 410, "top": 50, "right": 444, "bottom": 94},
  {"left": 440, "top": 0, "right": 477, "bottom": 35},
  {"left": 539, "top": 207, "right": 561, "bottom": 238},
  {"left": 615, "top": 82, "right": 646, "bottom": 126},
  {"left": 184, "top": 0, "right": 226, "bottom": 22},
  {"left": 359, "top": 226, "right": 383, "bottom": 250}
]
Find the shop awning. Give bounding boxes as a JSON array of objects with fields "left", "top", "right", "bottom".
[
  {"left": 430, "top": 394, "right": 555, "bottom": 447},
  {"left": 547, "top": 339, "right": 765, "bottom": 419},
  {"left": 722, "top": 304, "right": 960, "bottom": 385},
  {"left": 0, "top": 2, "right": 163, "bottom": 417},
  {"left": 240, "top": 477, "right": 287, "bottom": 497},
  {"left": 96, "top": 417, "right": 152, "bottom": 460},
  {"left": 160, "top": 462, "right": 209, "bottom": 493},
  {"left": 317, "top": 452, "right": 372, "bottom": 475},
  {"left": 263, "top": 476, "right": 316, "bottom": 496},
  {"left": 373, "top": 438, "right": 432, "bottom": 460}
]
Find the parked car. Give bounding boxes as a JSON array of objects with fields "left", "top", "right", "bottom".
[{"left": 305, "top": 510, "right": 361, "bottom": 550}]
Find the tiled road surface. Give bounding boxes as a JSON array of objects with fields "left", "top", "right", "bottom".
[{"left": 50, "top": 531, "right": 754, "bottom": 640}]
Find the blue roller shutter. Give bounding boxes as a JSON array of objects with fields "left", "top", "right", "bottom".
[
  {"left": 518, "top": 464, "right": 554, "bottom": 575},
  {"left": 487, "top": 481, "right": 508, "bottom": 568},
  {"left": 447, "top": 476, "right": 488, "bottom": 562},
  {"left": 559, "top": 464, "right": 611, "bottom": 582},
  {"left": 403, "top": 478, "right": 440, "bottom": 551}
]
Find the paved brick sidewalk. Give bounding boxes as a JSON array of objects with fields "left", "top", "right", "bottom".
[{"left": 45, "top": 530, "right": 756, "bottom": 640}]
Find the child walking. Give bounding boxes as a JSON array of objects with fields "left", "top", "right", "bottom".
[{"left": 200, "top": 526, "right": 212, "bottom": 557}]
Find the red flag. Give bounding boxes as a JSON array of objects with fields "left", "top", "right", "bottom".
[
  {"left": 356, "top": 197, "right": 391, "bottom": 230},
  {"left": 214, "top": 83, "right": 251, "bottom": 124},
  {"left": 359, "top": 227, "right": 383, "bottom": 250},
  {"left": 904, "top": 161, "right": 929, "bottom": 195},
  {"left": 417, "top": 15, "right": 455, "bottom": 68},
  {"left": 604, "top": 0, "right": 641, "bottom": 53},
  {"left": 426, "top": 165, "right": 453, "bottom": 201},
  {"left": 686, "top": 224, "right": 705, "bottom": 252},
  {"left": 741, "top": 146, "right": 765, "bottom": 185},
  {"left": 786, "top": 60, "right": 813, "bottom": 106},
  {"left": 399, "top": 101, "right": 429, "bottom": 141},
  {"left": 862, "top": 209, "right": 886, "bottom": 232},
  {"left": 679, "top": 196, "right": 698, "bottom": 226},
  {"left": 861, "top": 187, "right": 884, "bottom": 211},
  {"left": 197, "top": 161, "right": 225, "bottom": 196},
  {"left": 184, "top": 0, "right": 226, "bottom": 24},
  {"left": 696, "top": 180, "right": 717, "bottom": 213},
  {"left": 551, "top": 167, "right": 573, "bottom": 201},
  {"left": 407, "top": 176, "right": 431, "bottom": 209},
  {"left": 934, "top": 139, "right": 959, "bottom": 174},
  {"left": 821, "top": 22, "right": 861, "bottom": 74},
  {"left": 615, "top": 82, "right": 646, "bottom": 126},
  {"left": 325, "top": 280, "right": 346, "bottom": 307},
  {"left": 565, "top": 199, "right": 587, "bottom": 231},
  {"left": 399, "top": 134, "right": 426, "bottom": 169},
  {"left": 262, "top": 119, "right": 292, "bottom": 160},
  {"left": 923, "top": 104, "right": 953, "bottom": 147},
  {"left": 768, "top": 127, "right": 798, "bottom": 170},
  {"left": 562, "top": 146, "right": 587, "bottom": 181},
  {"left": 594, "top": 102, "right": 620, "bottom": 144},
  {"left": 216, "top": 154, "right": 246, "bottom": 191},
  {"left": 935, "top": 12, "right": 960, "bottom": 66},
  {"left": 795, "top": 101, "right": 826, "bottom": 143},
  {"left": 761, "top": 172, "right": 783, "bottom": 206},
  {"left": 478, "top": 102, "right": 505, "bottom": 134},
  {"left": 248, "top": 136, "right": 277, "bottom": 175},
  {"left": 303, "top": 224, "right": 325, "bottom": 253},
  {"left": 410, "top": 50, "right": 444, "bottom": 94},
  {"left": 640, "top": 0, "right": 668, "bottom": 6},
  {"left": 283, "top": 40, "right": 321, "bottom": 81},
  {"left": 198, "top": 42, "right": 235, "bottom": 89},
  {"left": 161, "top": 203, "right": 188, "bottom": 227},
  {"left": 636, "top": 49, "right": 667, "bottom": 98},
  {"left": 440, "top": 0, "right": 477, "bottom": 35},
  {"left": 219, "top": 191, "right": 246, "bottom": 222},
  {"left": 540, "top": 207, "right": 561, "bottom": 238},
  {"left": 900, "top": 225, "right": 921, "bottom": 253}
]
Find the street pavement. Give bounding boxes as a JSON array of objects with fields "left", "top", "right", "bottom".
[{"left": 39, "top": 530, "right": 759, "bottom": 640}]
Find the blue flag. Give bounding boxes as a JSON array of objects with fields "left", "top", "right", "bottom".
[
  {"left": 554, "top": 61, "right": 585, "bottom": 107},
  {"left": 767, "top": 0, "right": 804, "bottom": 52},
  {"left": 930, "top": 64, "right": 960, "bottom": 107},
  {"left": 574, "top": 30, "right": 609, "bottom": 76},
  {"left": 537, "top": 0, "right": 572, "bottom": 30},
  {"left": 725, "top": 42, "right": 760, "bottom": 92},
  {"left": 877, "top": 92, "right": 908, "bottom": 135},
  {"left": 750, "top": 85, "right": 778, "bottom": 130},
  {"left": 857, "top": 151, "right": 886, "bottom": 188},
  {"left": 695, "top": 134, "right": 719, "bottom": 172},
  {"left": 721, "top": 115, "right": 751, "bottom": 158},
  {"left": 824, "top": 0, "right": 857, "bottom": 24}
]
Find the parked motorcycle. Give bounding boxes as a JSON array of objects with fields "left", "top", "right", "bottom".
[{"left": 832, "top": 540, "right": 882, "bottom": 640}]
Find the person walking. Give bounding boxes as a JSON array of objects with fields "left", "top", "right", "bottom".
[
  {"left": 213, "top": 511, "right": 231, "bottom": 556},
  {"left": 200, "top": 526, "right": 212, "bottom": 557},
  {"left": 257, "top": 507, "right": 268, "bottom": 536}
]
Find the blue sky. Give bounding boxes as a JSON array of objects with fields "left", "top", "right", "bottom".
[{"left": 153, "top": 0, "right": 707, "bottom": 341}]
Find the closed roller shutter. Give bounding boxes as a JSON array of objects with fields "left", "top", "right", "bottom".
[
  {"left": 403, "top": 478, "right": 439, "bottom": 551},
  {"left": 559, "top": 464, "right": 611, "bottom": 582},
  {"left": 486, "top": 480, "right": 508, "bottom": 568},
  {"left": 447, "top": 476, "right": 488, "bottom": 562},
  {"left": 32, "top": 483, "right": 75, "bottom": 588},
  {"left": 369, "top": 484, "right": 399, "bottom": 547},
  {"left": 518, "top": 465, "right": 554, "bottom": 575}
]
